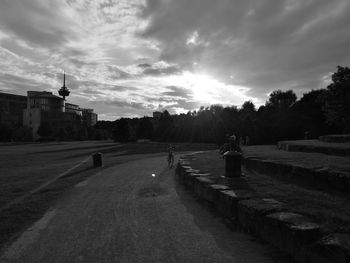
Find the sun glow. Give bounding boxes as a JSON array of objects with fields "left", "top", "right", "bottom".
[
  {"left": 181, "top": 72, "right": 217, "bottom": 101},
  {"left": 165, "top": 71, "right": 254, "bottom": 105}
]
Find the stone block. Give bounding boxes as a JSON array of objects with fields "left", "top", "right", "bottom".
[
  {"left": 184, "top": 168, "right": 200, "bottom": 182},
  {"left": 306, "top": 233, "right": 350, "bottom": 263},
  {"left": 243, "top": 158, "right": 262, "bottom": 171},
  {"left": 215, "top": 189, "right": 255, "bottom": 219},
  {"left": 185, "top": 173, "right": 211, "bottom": 190},
  {"left": 179, "top": 160, "right": 191, "bottom": 166},
  {"left": 262, "top": 212, "right": 321, "bottom": 258},
  {"left": 327, "top": 171, "right": 350, "bottom": 192},
  {"left": 193, "top": 177, "right": 215, "bottom": 199},
  {"left": 204, "top": 184, "right": 231, "bottom": 203},
  {"left": 178, "top": 165, "right": 192, "bottom": 183},
  {"left": 223, "top": 177, "right": 250, "bottom": 190},
  {"left": 237, "top": 198, "right": 285, "bottom": 235}
]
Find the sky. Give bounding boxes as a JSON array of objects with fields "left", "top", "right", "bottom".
[{"left": 0, "top": 0, "right": 349, "bottom": 120}]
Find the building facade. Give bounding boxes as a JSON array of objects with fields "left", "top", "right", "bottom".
[
  {"left": 2, "top": 74, "right": 98, "bottom": 140},
  {"left": 0, "top": 92, "right": 27, "bottom": 126},
  {"left": 82, "top": 108, "right": 98, "bottom": 127},
  {"left": 153, "top": 111, "right": 162, "bottom": 119},
  {"left": 23, "top": 91, "right": 66, "bottom": 139}
]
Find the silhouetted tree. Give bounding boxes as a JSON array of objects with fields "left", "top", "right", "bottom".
[
  {"left": 37, "top": 122, "right": 53, "bottom": 138},
  {"left": 155, "top": 110, "right": 174, "bottom": 141},
  {"left": 0, "top": 123, "right": 13, "bottom": 142},
  {"left": 323, "top": 66, "right": 350, "bottom": 132},
  {"left": 112, "top": 118, "right": 131, "bottom": 142},
  {"left": 267, "top": 90, "right": 297, "bottom": 110},
  {"left": 54, "top": 127, "right": 67, "bottom": 141},
  {"left": 13, "top": 126, "right": 33, "bottom": 141},
  {"left": 136, "top": 117, "right": 153, "bottom": 140},
  {"left": 290, "top": 89, "right": 332, "bottom": 138},
  {"left": 76, "top": 126, "right": 88, "bottom": 140},
  {"left": 241, "top": 101, "right": 256, "bottom": 113}
]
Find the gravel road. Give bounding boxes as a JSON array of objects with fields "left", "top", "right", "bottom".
[{"left": 0, "top": 155, "right": 277, "bottom": 263}]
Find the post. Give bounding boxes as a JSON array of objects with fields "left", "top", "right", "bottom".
[
  {"left": 92, "top": 152, "right": 102, "bottom": 167},
  {"left": 223, "top": 151, "right": 242, "bottom": 177}
]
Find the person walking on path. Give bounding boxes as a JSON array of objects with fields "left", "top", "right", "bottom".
[{"left": 167, "top": 144, "right": 175, "bottom": 168}]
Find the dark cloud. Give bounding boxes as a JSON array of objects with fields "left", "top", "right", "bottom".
[
  {"left": 172, "top": 99, "right": 200, "bottom": 111},
  {"left": 138, "top": 63, "right": 152, "bottom": 68},
  {"left": 0, "top": 73, "right": 43, "bottom": 94},
  {"left": 141, "top": 0, "right": 350, "bottom": 97},
  {"left": 107, "top": 65, "right": 131, "bottom": 79},
  {"left": 107, "top": 85, "right": 136, "bottom": 92},
  {"left": 0, "top": 0, "right": 76, "bottom": 49},
  {"left": 68, "top": 58, "right": 98, "bottom": 69},
  {"left": 140, "top": 63, "right": 182, "bottom": 76},
  {"left": 161, "top": 86, "right": 193, "bottom": 99},
  {"left": 91, "top": 98, "right": 149, "bottom": 111}
]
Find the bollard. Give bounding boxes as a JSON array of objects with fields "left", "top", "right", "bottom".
[
  {"left": 223, "top": 151, "right": 242, "bottom": 177},
  {"left": 92, "top": 152, "right": 102, "bottom": 167}
]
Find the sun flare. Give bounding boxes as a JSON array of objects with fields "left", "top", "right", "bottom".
[{"left": 165, "top": 71, "right": 254, "bottom": 106}]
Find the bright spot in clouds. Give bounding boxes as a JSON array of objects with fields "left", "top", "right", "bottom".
[
  {"left": 167, "top": 72, "right": 256, "bottom": 105},
  {"left": 152, "top": 173, "right": 156, "bottom": 177}
]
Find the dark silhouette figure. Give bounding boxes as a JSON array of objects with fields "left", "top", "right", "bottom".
[
  {"left": 229, "top": 134, "right": 242, "bottom": 153},
  {"left": 167, "top": 144, "right": 174, "bottom": 168}
]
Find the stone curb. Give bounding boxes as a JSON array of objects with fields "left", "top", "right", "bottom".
[
  {"left": 319, "top": 135, "right": 350, "bottom": 143},
  {"left": 176, "top": 158, "right": 350, "bottom": 263},
  {"left": 243, "top": 157, "right": 350, "bottom": 193},
  {"left": 277, "top": 141, "right": 350, "bottom": 157}
]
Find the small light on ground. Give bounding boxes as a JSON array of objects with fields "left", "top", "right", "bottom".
[{"left": 152, "top": 173, "right": 156, "bottom": 177}]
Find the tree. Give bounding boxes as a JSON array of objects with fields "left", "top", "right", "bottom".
[
  {"left": 241, "top": 101, "right": 256, "bottom": 113},
  {"left": 289, "top": 89, "right": 333, "bottom": 138},
  {"left": 112, "top": 118, "right": 131, "bottom": 142},
  {"left": 65, "top": 125, "right": 77, "bottom": 140},
  {"left": 136, "top": 117, "right": 154, "bottom": 140},
  {"left": 53, "top": 127, "right": 67, "bottom": 141},
  {"left": 13, "top": 126, "right": 33, "bottom": 141},
  {"left": 267, "top": 90, "right": 297, "bottom": 110},
  {"left": 37, "top": 122, "right": 53, "bottom": 138},
  {"left": 76, "top": 126, "right": 88, "bottom": 140},
  {"left": 323, "top": 66, "right": 350, "bottom": 132},
  {"left": 155, "top": 110, "right": 174, "bottom": 141},
  {"left": 0, "top": 123, "right": 13, "bottom": 142}
]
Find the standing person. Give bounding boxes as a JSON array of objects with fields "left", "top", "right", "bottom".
[
  {"left": 245, "top": 135, "right": 250, "bottom": 146},
  {"left": 167, "top": 144, "right": 175, "bottom": 168},
  {"left": 229, "top": 134, "right": 242, "bottom": 153}
]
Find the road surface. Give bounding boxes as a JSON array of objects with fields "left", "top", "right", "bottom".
[{"left": 0, "top": 155, "right": 279, "bottom": 263}]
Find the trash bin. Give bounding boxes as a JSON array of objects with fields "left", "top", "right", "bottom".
[
  {"left": 92, "top": 152, "right": 102, "bottom": 167},
  {"left": 223, "top": 151, "right": 242, "bottom": 177}
]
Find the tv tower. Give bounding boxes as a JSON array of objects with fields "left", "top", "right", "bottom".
[{"left": 58, "top": 71, "right": 70, "bottom": 100}]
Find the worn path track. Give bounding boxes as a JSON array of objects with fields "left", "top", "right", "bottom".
[{"left": 1, "top": 155, "right": 277, "bottom": 263}]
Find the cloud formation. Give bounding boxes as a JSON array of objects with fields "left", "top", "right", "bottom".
[
  {"left": 0, "top": 0, "right": 349, "bottom": 120},
  {"left": 142, "top": 0, "right": 350, "bottom": 97}
]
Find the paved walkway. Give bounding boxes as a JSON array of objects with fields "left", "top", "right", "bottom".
[{"left": 1, "top": 156, "right": 277, "bottom": 263}]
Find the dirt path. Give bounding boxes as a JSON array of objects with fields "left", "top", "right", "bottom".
[{"left": 0, "top": 156, "right": 278, "bottom": 263}]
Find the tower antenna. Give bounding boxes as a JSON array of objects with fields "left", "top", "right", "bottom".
[{"left": 58, "top": 71, "right": 70, "bottom": 100}]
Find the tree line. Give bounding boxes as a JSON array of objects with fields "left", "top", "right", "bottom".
[
  {"left": 1, "top": 66, "right": 349, "bottom": 143},
  {"left": 0, "top": 122, "right": 109, "bottom": 142},
  {"left": 106, "top": 66, "right": 350, "bottom": 145}
]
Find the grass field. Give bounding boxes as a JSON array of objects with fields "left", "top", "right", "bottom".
[
  {"left": 0, "top": 140, "right": 216, "bottom": 249},
  {"left": 187, "top": 149, "right": 350, "bottom": 235},
  {"left": 243, "top": 145, "right": 350, "bottom": 174}
]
